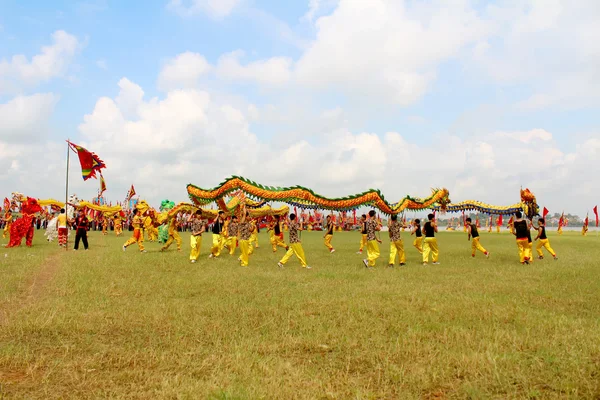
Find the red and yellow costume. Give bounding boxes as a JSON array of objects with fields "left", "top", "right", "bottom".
[{"left": 123, "top": 214, "right": 145, "bottom": 251}]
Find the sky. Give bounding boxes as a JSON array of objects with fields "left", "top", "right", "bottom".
[{"left": 0, "top": 0, "right": 599, "bottom": 216}]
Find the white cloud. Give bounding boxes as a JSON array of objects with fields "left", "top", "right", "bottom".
[
  {"left": 158, "top": 51, "right": 211, "bottom": 91},
  {"left": 0, "top": 30, "right": 80, "bottom": 94},
  {"left": 216, "top": 50, "right": 292, "bottom": 87},
  {"left": 0, "top": 93, "right": 58, "bottom": 143},
  {"left": 295, "top": 0, "right": 488, "bottom": 105},
  {"left": 167, "top": 0, "right": 241, "bottom": 19}
]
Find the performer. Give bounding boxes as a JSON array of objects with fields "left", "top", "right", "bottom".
[
  {"left": 239, "top": 211, "right": 253, "bottom": 267},
  {"left": 323, "top": 215, "right": 335, "bottom": 253},
  {"left": 271, "top": 215, "right": 288, "bottom": 252},
  {"left": 466, "top": 217, "right": 489, "bottom": 258},
  {"left": 56, "top": 208, "right": 69, "bottom": 247},
  {"left": 225, "top": 215, "right": 239, "bottom": 255},
  {"left": 161, "top": 214, "right": 182, "bottom": 252},
  {"left": 362, "top": 210, "right": 381, "bottom": 269},
  {"left": 533, "top": 218, "right": 558, "bottom": 260},
  {"left": 277, "top": 213, "right": 310, "bottom": 269},
  {"left": 114, "top": 215, "right": 123, "bottom": 236},
  {"left": 511, "top": 211, "right": 530, "bottom": 264},
  {"left": 209, "top": 211, "right": 226, "bottom": 258},
  {"left": 356, "top": 214, "right": 367, "bottom": 254},
  {"left": 190, "top": 211, "right": 205, "bottom": 263},
  {"left": 122, "top": 209, "right": 146, "bottom": 252},
  {"left": 422, "top": 214, "right": 439, "bottom": 265},
  {"left": 249, "top": 219, "right": 259, "bottom": 249},
  {"left": 73, "top": 209, "right": 90, "bottom": 251},
  {"left": 411, "top": 219, "right": 423, "bottom": 254},
  {"left": 144, "top": 213, "right": 156, "bottom": 242},
  {"left": 388, "top": 214, "right": 406, "bottom": 267},
  {"left": 3, "top": 210, "right": 12, "bottom": 239},
  {"left": 101, "top": 215, "right": 108, "bottom": 235}
]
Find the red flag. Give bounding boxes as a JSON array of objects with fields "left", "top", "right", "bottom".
[
  {"left": 507, "top": 216, "right": 513, "bottom": 226},
  {"left": 558, "top": 212, "right": 565, "bottom": 228},
  {"left": 497, "top": 215, "right": 503, "bottom": 226},
  {"left": 294, "top": 206, "right": 297, "bottom": 217},
  {"left": 100, "top": 173, "right": 107, "bottom": 195},
  {"left": 584, "top": 215, "right": 589, "bottom": 228},
  {"left": 67, "top": 141, "right": 106, "bottom": 181},
  {"left": 353, "top": 209, "right": 356, "bottom": 225},
  {"left": 594, "top": 206, "right": 599, "bottom": 227},
  {"left": 543, "top": 207, "right": 549, "bottom": 218},
  {"left": 126, "top": 185, "right": 136, "bottom": 201}
]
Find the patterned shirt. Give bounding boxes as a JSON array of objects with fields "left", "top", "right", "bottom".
[
  {"left": 239, "top": 221, "right": 252, "bottom": 240},
  {"left": 228, "top": 222, "right": 239, "bottom": 237},
  {"left": 366, "top": 219, "right": 379, "bottom": 241},
  {"left": 288, "top": 221, "right": 301, "bottom": 243},
  {"left": 389, "top": 221, "right": 402, "bottom": 241},
  {"left": 191, "top": 219, "right": 204, "bottom": 235}
]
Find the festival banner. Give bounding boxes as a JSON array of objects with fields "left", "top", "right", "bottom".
[
  {"left": 67, "top": 141, "right": 106, "bottom": 181},
  {"left": 594, "top": 206, "right": 599, "bottom": 227},
  {"left": 126, "top": 185, "right": 136, "bottom": 201},
  {"left": 543, "top": 207, "right": 549, "bottom": 218},
  {"left": 100, "top": 173, "right": 107, "bottom": 195}
]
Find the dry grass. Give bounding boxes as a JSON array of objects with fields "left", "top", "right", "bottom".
[{"left": 1, "top": 229, "right": 599, "bottom": 399}]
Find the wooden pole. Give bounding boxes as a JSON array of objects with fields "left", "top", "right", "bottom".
[{"left": 65, "top": 140, "right": 70, "bottom": 251}]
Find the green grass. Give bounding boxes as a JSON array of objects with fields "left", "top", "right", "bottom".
[{"left": 1, "top": 229, "right": 599, "bottom": 399}]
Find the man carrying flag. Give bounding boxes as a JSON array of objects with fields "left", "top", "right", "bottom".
[{"left": 582, "top": 214, "right": 589, "bottom": 236}]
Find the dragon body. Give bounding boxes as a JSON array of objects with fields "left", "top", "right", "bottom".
[
  {"left": 431, "top": 188, "right": 540, "bottom": 219},
  {"left": 187, "top": 176, "right": 450, "bottom": 215}
]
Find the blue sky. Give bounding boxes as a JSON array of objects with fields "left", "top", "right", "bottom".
[{"left": 0, "top": 0, "right": 598, "bottom": 214}]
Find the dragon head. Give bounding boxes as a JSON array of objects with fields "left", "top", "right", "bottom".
[
  {"left": 520, "top": 188, "right": 539, "bottom": 219},
  {"left": 160, "top": 199, "right": 175, "bottom": 212}
]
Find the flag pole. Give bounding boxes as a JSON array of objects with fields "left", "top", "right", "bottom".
[{"left": 65, "top": 139, "right": 71, "bottom": 251}]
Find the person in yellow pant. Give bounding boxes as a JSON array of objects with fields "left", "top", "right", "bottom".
[
  {"left": 102, "top": 217, "right": 108, "bottom": 235},
  {"left": 209, "top": 211, "right": 226, "bottom": 258},
  {"left": 411, "top": 219, "right": 423, "bottom": 254},
  {"left": 161, "top": 215, "right": 182, "bottom": 251},
  {"left": 422, "top": 214, "right": 439, "bottom": 265},
  {"left": 3, "top": 211, "right": 13, "bottom": 239},
  {"left": 123, "top": 209, "right": 146, "bottom": 252},
  {"left": 189, "top": 211, "right": 205, "bottom": 263},
  {"left": 388, "top": 214, "right": 406, "bottom": 267},
  {"left": 512, "top": 211, "right": 531, "bottom": 264},
  {"left": 582, "top": 224, "right": 588, "bottom": 236},
  {"left": 143, "top": 213, "right": 156, "bottom": 242},
  {"left": 114, "top": 215, "right": 122, "bottom": 236},
  {"left": 323, "top": 215, "right": 335, "bottom": 253},
  {"left": 239, "top": 211, "right": 253, "bottom": 267},
  {"left": 356, "top": 214, "right": 367, "bottom": 254},
  {"left": 533, "top": 218, "right": 558, "bottom": 260},
  {"left": 249, "top": 219, "right": 259, "bottom": 249},
  {"left": 271, "top": 215, "right": 288, "bottom": 252},
  {"left": 225, "top": 215, "right": 239, "bottom": 256},
  {"left": 278, "top": 213, "right": 310, "bottom": 269},
  {"left": 466, "top": 218, "right": 489, "bottom": 258},
  {"left": 362, "top": 210, "right": 381, "bottom": 268}
]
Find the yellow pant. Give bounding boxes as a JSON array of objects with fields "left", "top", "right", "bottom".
[
  {"left": 115, "top": 224, "right": 122, "bottom": 236},
  {"left": 367, "top": 240, "right": 380, "bottom": 267},
  {"left": 3, "top": 224, "right": 10, "bottom": 239},
  {"left": 423, "top": 237, "right": 438, "bottom": 263},
  {"left": 536, "top": 239, "right": 556, "bottom": 258},
  {"left": 124, "top": 229, "right": 145, "bottom": 251},
  {"left": 272, "top": 234, "right": 287, "bottom": 252},
  {"left": 516, "top": 238, "right": 531, "bottom": 263},
  {"left": 239, "top": 239, "right": 251, "bottom": 266},
  {"left": 558, "top": 226, "right": 563, "bottom": 235},
  {"left": 324, "top": 234, "right": 333, "bottom": 250},
  {"left": 226, "top": 236, "right": 238, "bottom": 255},
  {"left": 249, "top": 232, "right": 259, "bottom": 248},
  {"left": 146, "top": 227, "right": 158, "bottom": 242},
  {"left": 496, "top": 226, "right": 500, "bottom": 233},
  {"left": 162, "top": 230, "right": 182, "bottom": 250},
  {"left": 211, "top": 234, "right": 225, "bottom": 256},
  {"left": 190, "top": 235, "right": 202, "bottom": 261},
  {"left": 413, "top": 237, "right": 423, "bottom": 254},
  {"left": 359, "top": 234, "right": 367, "bottom": 251},
  {"left": 389, "top": 240, "right": 405, "bottom": 265},
  {"left": 280, "top": 243, "right": 307, "bottom": 267},
  {"left": 471, "top": 237, "right": 487, "bottom": 256}
]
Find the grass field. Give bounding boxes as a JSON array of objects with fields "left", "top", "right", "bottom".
[{"left": 1, "top": 229, "right": 599, "bottom": 399}]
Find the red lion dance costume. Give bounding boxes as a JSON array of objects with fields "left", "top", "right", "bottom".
[{"left": 6, "top": 197, "right": 43, "bottom": 248}]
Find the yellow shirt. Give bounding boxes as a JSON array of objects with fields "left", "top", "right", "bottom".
[
  {"left": 132, "top": 215, "right": 143, "bottom": 229},
  {"left": 57, "top": 214, "right": 67, "bottom": 228}
]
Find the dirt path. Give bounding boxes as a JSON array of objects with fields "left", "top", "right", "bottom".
[{"left": 0, "top": 251, "right": 62, "bottom": 326}]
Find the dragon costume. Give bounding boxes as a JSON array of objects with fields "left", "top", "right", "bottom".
[{"left": 6, "top": 194, "right": 43, "bottom": 248}]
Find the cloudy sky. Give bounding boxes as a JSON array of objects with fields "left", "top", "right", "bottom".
[{"left": 0, "top": 0, "right": 598, "bottom": 215}]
